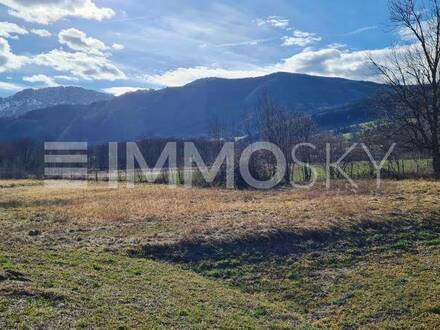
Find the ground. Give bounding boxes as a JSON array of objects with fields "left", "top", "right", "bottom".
[{"left": 0, "top": 179, "right": 439, "bottom": 328}]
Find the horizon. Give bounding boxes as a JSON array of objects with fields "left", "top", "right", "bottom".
[
  {"left": 1, "top": 70, "right": 385, "bottom": 98},
  {"left": 0, "top": 0, "right": 398, "bottom": 97}
]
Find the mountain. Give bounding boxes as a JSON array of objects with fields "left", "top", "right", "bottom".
[
  {"left": 0, "top": 73, "right": 386, "bottom": 143},
  {"left": 312, "top": 97, "right": 384, "bottom": 131},
  {"left": 0, "top": 86, "right": 113, "bottom": 118}
]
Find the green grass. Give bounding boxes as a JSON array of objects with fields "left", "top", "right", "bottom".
[
  {"left": 1, "top": 180, "right": 440, "bottom": 328},
  {"left": 87, "top": 158, "right": 434, "bottom": 186},
  {"left": 2, "top": 219, "right": 440, "bottom": 328},
  {"left": 292, "top": 158, "right": 433, "bottom": 183},
  {"left": 0, "top": 246, "right": 304, "bottom": 329},
  {"left": 171, "top": 221, "right": 440, "bottom": 329},
  {"left": 5, "top": 223, "right": 439, "bottom": 329}
]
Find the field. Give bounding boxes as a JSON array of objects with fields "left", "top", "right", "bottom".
[
  {"left": 53, "top": 159, "right": 434, "bottom": 185},
  {"left": 0, "top": 179, "right": 440, "bottom": 328}
]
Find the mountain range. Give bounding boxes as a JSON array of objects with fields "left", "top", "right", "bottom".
[
  {"left": 0, "top": 72, "right": 386, "bottom": 143},
  {"left": 0, "top": 86, "right": 112, "bottom": 118}
]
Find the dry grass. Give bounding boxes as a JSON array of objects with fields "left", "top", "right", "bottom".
[
  {"left": 1, "top": 179, "right": 439, "bottom": 250},
  {"left": 0, "top": 180, "right": 41, "bottom": 189},
  {"left": 1, "top": 179, "right": 440, "bottom": 328}
]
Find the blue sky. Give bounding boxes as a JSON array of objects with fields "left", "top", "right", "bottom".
[{"left": 0, "top": 0, "right": 399, "bottom": 97}]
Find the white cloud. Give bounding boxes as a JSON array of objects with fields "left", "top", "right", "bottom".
[
  {"left": 339, "top": 26, "right": 378, "bottom": 36},
  {"left": 0, "top": 0, "right": 115, "bottom": 25},
  {"left": 0, "top": 21, "right": 27, "bottom": 38},
  {"left": 257, "top": 16, "right": 289, "bottom": 29},
  {"left": 59, "top": 28, "right": 109, "bottom": 56},
  {"left": 54, "top": 75, "right": 79, "bottom": 81},
  {"left": 144, "top": 45, "right": 402, "bottom": 87},
  {"left": 278, "top": 48, "right": 372, "bottom": 80},
  {"left": 31, "top": 29, "right": 51, "bottom": 38},
  {"left": 33, "top": 49, "right": 127, "bottom": 81},
  {"left": 327, "top": 43, "right": 347, "bottom": 49},
  {"left": 23, "top": 74, "right": 58, "bottom": 87},
  {"left": 397, "top": 20, "right": 434, "bottom": 41},
  {"left": 41, "top": 28, "right": 126, "bottom": 81},
  {"left": 0, "top": 27, "right": 126, "bottom": 82},
  {"left": 213, "top": 38, "right": 274, "bottom": 48},
  {"left": 102, "top": 86, "right": 148, "bottom": 96},
  {"left": 282, "top": 30, "right": 322, "bottom": 47},
  {"left": 0, "top": 80, "right": 23, "bottom": 92},
  {"left": 112, "top": 43, "right": 124, "bottom": 50},
  {"left": 145, "top": 66, "right": 270, "bottom": 87},
  {"left": 0, "top": 37, "right": 28, "bottom": 72}
]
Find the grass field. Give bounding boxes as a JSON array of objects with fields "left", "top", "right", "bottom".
[
  {"left": 79, "top": 159, "right": 434, "bottom": 186},
  {"left": 291, "top": 159, "right": 433, "bottom": 183},
  {"left": 0, "top": 179, "right": 439, "bottom": 328}
]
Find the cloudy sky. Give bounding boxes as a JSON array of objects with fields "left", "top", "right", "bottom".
[{"left": 0, "top": 0, "right": 399, "bottom": 97}]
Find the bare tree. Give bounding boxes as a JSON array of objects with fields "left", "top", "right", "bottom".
[
  {"left": 371, "top": 0, "right": 440, "bottom": 177},
  {"left": 256, "top": 93, "right": 318, "bottom": 182},
  {"left": 208, "top": 116, "right": 226, "bottom": 141}
]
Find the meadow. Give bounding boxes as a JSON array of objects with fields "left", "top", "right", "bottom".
[
  {"left": 0, "top": 179, "right": 439, "bottom": 328},
  {"left": 78, "top": 158, "right": 434, "bottom": 187}
]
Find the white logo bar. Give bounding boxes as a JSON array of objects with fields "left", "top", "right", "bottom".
[
  {"left": 44, "top": 142, "right": 89, "bottom": 187},
  {"left": 44, "top": 155, "right": 88, "bottom": 163},
  {"left": 44, "top": 142, "right": 88, "bottom": 151}
]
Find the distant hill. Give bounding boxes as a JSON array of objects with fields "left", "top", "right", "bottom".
[
  {"left": 0, "top": 86, "right": 113, "bottom": 118},
  {"left": 0, "top": 73, "right": 386, "bottom": 143},
  {"left": 312, "top": 97, "right": 384, "bottom": 131}
]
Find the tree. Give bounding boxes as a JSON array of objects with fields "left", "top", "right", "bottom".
[
  {"left": 371, "top": 0, "right": 440, "bottom": 177},
  {"left": 208, "top": 116, "right": 226, "bottom": 141},
  {"left": 256, "top": 93, "right": 318, "bottom": 182}
]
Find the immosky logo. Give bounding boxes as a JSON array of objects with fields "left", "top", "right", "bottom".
[{"left": 44, "top": 141, "right": 396, "bottom": 190}]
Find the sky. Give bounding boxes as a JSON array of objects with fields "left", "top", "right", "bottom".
[{"left": 0, "top": 0, "right": 400, "bottom": 97}]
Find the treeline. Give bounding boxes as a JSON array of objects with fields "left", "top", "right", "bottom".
[
  {"left": 0, "top": 131, "right": 430, "bottom": 185},
  {"left": 0, "top": 139, "right": 44, "bottom": 178},
  {"left": 0, "top": 138, "right": 239, "bottom": 179}
]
